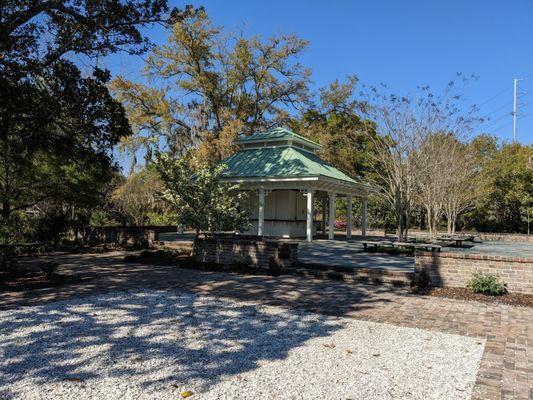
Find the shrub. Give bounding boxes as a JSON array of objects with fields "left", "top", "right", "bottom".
[
  {"left": 0, "top": 246, "right": 19, "bottom": 272},
  {"left": 467, "top": 272, "right": 507, "bottom": 295},
  {"left": 0, "top": 212, "right": 36, "bottom": 245},
  {"left": 268, "top": 256, "right": 283, "bottom": 276},
  {"left": 233, "top": 255, "right": 253, "bottom": 270},
  {"left": 40, "top": 262, "right": 59, "bottom": 279},
  {"left": 413, "top": 270, "right": 431, "bottom": 289},
  {"left": 334, "top": 220, "right": 347, "bottom": 230}
]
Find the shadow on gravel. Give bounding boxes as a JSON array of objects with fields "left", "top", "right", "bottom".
[
  {"left": 0, "top": 251, "right": 412, "bottom": 397},
  {"left": 0, "top": 290, "right": 344, "bottom": 394}
]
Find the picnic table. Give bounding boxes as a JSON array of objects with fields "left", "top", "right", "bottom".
[
  {"left": 393, "top": 242, "right": 441, "bottom": 252},
  {"left": 359, "top": 240, "right": 441, "bottom": 252},
  {"left": 360, "top": 240, "right": 393, "bottom": 250},
  {"left": 435, "top": 234, "right": 475, "bottom": 247}
]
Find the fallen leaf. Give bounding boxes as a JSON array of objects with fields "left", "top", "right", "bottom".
[
  {"left": 66, "top": 377, "right": 83, "bottom": 383},
  {"left": 346, "top": 349, "right": 353, "bottom": 354},
  {"left": 372, "top": 353, "right": 380, "bottom": 357},
  {"left": 323, "top": 343, "right": 336, "bottom": 349},
  {"left": 181, "top": 390, "right": 194, "bottom": 398}
]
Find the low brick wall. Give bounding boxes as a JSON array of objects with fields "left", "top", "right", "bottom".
[
  {"left": 415, "top": 252, "right": 533, "bottom": 295},
  {"left": 194, "top": 236, "right": 298, "bottom": 270},
  {"left": 72, "top": 227, "right": 156, "bottom": 248},
  {"left": 476, "top": 232, "right": 533, "bottom": 243}
]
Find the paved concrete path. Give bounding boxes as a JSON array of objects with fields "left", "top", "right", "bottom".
[
  {"left": 298, "top": 240, "right": 414, "bottom": 271},
  {"left": 2, "top": 251, "right": 532, "bottom": 399}
]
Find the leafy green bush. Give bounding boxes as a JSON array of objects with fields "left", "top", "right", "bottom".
[
  {"left": 0, "top": 212, "right": 36, "bottom": 244},
  {"left": 0, "top": 246, "right": 19, "bottom": 272},
  {"left": 413, "top": 270, "right": 431, "bottom": 289},
  {"left": 467, "top": 272, "right": 507, "bottom": 295},
  {"left": 233, "top": 255, "right": 253, "bottom": 270}
]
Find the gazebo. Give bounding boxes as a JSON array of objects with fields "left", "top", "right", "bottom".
[{"left": 221, "top": 127, "right": 374, "bottom": 242}]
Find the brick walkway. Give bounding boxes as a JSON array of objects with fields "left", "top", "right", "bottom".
[{"left": 2, "top": 251, "right": 532, "bottom": 400}]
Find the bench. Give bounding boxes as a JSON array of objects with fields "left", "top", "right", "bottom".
[{"left": 360, "top": 240, "right": 393, "bottom": 250}]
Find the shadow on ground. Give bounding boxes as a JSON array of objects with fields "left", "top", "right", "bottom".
[
  {"left": 0, "top": 251, "right": 410, "bottom": 397},
  {"left": 0, "top": 289, "right": 343, "bottom": 396}
]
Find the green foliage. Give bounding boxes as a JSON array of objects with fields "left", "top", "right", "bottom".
[
  {"left": 293, "top": 76, "right": 379, "bottom": 180},
  {"left": 413, "top": 270, "right": 431, "bottom": 289},
  {"left": 233, "top": 255, "right": 253, "bottom": 270},
  {"left": 467, "top": 272, "right": 506, "bottom": 296},
  {"left": 155, "top": 152, "right": 250, "bottom": 236},
  {"left": 1, "top": 0, "right": 194, "bottom": 225},
  {"left": 34, "top": 207, "right": 70, "bottom": 246},
  {"left": 0, "top": 212, "right": 36, "bottom": 245},
  {"left": 0, "top": 246, "right": 18, "bottom": 273},
  {"left": 40, "top": 262, "right": 59, "bottom": 280},
  {"left": 112, "top": 9, "right": 310, "bottom": 166},
  {"left": 465, "top": 143, "right": 533, "bottom": 233},
  {"left": 111, "top": 167, "right": 171, "bottom": 226}
]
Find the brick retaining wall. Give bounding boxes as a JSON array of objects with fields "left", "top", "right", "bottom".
[
  {"left": 194, "top": 236, "right": 298, "bottom": 270},
  {"left": 476, "top": 232, "right": 533, "bottom": 243},
  {"left": 414, "top": 252, "right": 533, "bottom": 295}
]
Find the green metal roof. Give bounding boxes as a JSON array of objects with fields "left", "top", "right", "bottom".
[
  {"left": 221, "top": 145, "right": 358, "bottom": 184},
  {"left": 238, "top": 127, "right": 321, "bottom": 149}
]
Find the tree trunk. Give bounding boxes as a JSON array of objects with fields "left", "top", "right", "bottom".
[
  {"left": 451, "top": 214, "right": 457, "bottom": 235},
  {"left": 2, "top": 199, "right": 10, "bottom": 220}
]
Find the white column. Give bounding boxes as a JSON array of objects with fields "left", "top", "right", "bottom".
[
  {"left": 258, "top": 189, "right": 265, "bottom": 236},
  {"left": 306, "top": 191, "right": 314, "bottom": 242},
  {"left": 346, "top": 195, "right": 353, "bottom": 239},
  {"left": 328, "top": 192, "right": 336, "bottom": 240},
  {"left": 322, "top": 198, "right": 327, "bottom": 235},
  {"left": 361, "top": 197, "right": 367, "bottom": 238}
]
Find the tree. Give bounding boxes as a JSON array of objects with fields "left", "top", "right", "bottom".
[
  {"left": 359, "top": 77, "right": 480, "bottom": 240},
  {"left": 1, "top": 64, "right": 131, "bottom": 219},
  {"left": 112, "top": 9, "right": 311, "bottom": 166},
  {"left": 1, "top": 1, "right": 191, "bottom": 75},
  {"left": 0, "top": 0, "right": 194, "bottom": 221},
  {"left": 477, "top": 143, "right": 533, "bottom": 232},
  {"left": 520, "top": 193, "right": 533, "bottom": 235},
  {"left": 413, "top": 133, "right": 449, "bottom": 238},
  {"left": 111, "top": 168, "right": 169, "bottom": 226},
  {"left": 155, "top": 152, "right": 249, "bottom": 236},
  {"left": 440, "top": 137, "right": 482, "bottom": 234},
  {"left": 293, "top": 76, "right": 379, "bottom": 179}
]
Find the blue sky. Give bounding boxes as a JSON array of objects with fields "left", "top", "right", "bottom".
[{"left": 101, "top": 0, "right": 533, "bottom": 169}]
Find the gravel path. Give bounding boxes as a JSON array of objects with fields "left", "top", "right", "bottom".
[{"left": 0, "top": 290, "right": 485, "bottom": 400}]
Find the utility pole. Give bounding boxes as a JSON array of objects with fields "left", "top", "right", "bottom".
[{"left": 513, "top": 78, "right": 520, "bottom": 143}]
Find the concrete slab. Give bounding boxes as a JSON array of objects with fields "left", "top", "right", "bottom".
[
  {"left": 448, "top": 240, "right": 533, "bottom": 258},
  {"left": 298, "top": 240, "right": 414, "bottom": 272}
]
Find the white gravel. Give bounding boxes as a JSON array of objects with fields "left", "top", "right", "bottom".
[{"left": 0, "top": 290, "right": 485, "bottom": 400}]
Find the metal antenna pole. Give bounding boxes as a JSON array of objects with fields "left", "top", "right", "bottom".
[{"left": 513, "top": 78, "right": 519, "bottom": 143}]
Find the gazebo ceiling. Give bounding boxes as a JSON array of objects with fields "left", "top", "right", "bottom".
[{"left": 220, "top": 127, "right": 375, "bottom": 197}]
